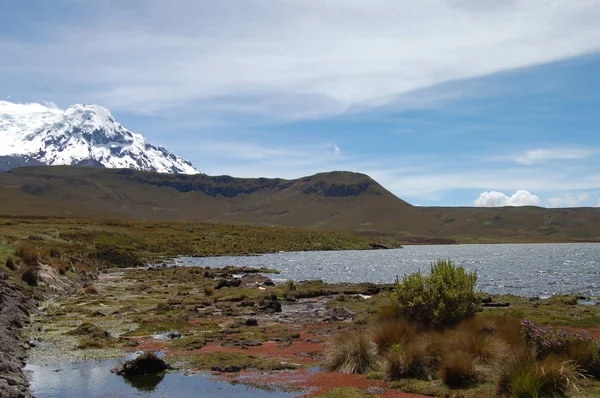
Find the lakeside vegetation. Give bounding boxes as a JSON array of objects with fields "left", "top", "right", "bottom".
[
  {"left": 1, "top": 216, "right": 598, "bottom": 397},
  {"left": 16, "top": 253, "right": 600, "bottom": 397},
  {"left": 323, "top": 260, "right": 600, "bottom": 397},
  {"left": 0, "top": 216, "right": 393, "bottom": 294}
]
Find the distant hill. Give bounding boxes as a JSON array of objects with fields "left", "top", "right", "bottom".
[
  {"left": 421, "top": 206, "right": 600, "bottom": 243},
  {"left": 1, "top": 166, "right": 599, "bottom": 243},
  {"left": 0, "top": 166, "right": 438, "bottom": 237}
]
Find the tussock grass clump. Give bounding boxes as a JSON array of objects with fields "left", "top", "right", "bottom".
[
  {"left": 449, "top": 328, "right": 509, "bottom": 365},
  {"left": 20, "top": 266, "right": 38, "bottom": 286},
  {"left": 564, "top": 340, "right": 600, "bottom": 378},
  {"left": 5, "top": 256, "right": 16, "bottom": 270},
  {"left": 373, "top": 303, "right": 400, "bottom": 323},
  {"left": 384, "top": 339, "right": 434, "bottom": 381},
  {"left": 439, "top": 351, "right": 478, "bottom": 388},
  {"left": 17, "top": 244, "right": 41, "bottom": 266},
  {"left": 323, "top": 332, "right": 377, "bottom": 374},
  {"left": 66, "top": 322, "right": 110, "bottom": 338},
  {"left": 497, "top": 353, "right": 580, "bottom": 397},
  {"left": 371, "top": 318, "right": 418, "bottom": 355}
]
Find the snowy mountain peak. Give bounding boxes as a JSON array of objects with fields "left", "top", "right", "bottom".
[{"left": 0, "top": 101, "right": 200, "bottom": 174}]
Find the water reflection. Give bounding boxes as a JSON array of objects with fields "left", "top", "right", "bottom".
[
  {"left": 122, "top": 372, "right": 165, "bottom": 392},
  {"left": 26, "top": 359, "right": 298, "bottom": 398}
]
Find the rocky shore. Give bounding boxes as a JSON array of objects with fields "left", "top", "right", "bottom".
[{"left": 0, "top": 270, "right": 34, "bottom": 398}]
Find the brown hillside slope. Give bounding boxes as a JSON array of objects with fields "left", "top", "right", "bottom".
[
  {"left": 422, "top": 206, "right": 600, "bottom": 242},
  {"left": 0, "top": 166, "right": 438, "bottom": 236}
]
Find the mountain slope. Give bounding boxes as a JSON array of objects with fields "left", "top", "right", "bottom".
[
  {"left": 0, "top": 101, "right": 199, "bottom": 174},
  {"left": 1, "top": 166, "right": 599, "bottom": 242},
  {"left": 0, "top": 166, "right": 439, "bottom": 236}
]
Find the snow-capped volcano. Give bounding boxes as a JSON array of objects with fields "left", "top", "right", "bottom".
[{"left": 0, "top": 101, "right": 200, "bottom": 174}]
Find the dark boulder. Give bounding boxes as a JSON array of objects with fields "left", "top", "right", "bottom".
[
  {"left": 264, "top": 301, "right": 282, "bottom": 313},
  {"left": 112, "top": 352, "right": 169, "bottom": 376},
  {"left": 215, "top": 279, "right": 242, "bottom": 289}
]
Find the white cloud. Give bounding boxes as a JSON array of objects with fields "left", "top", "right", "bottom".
[
  {"left": 474, "top": 190, "right": 541, "bottom": 207},
  {"left": 545, "top": 193, "right": 593, "bottom": 208},
  {"left": 333, "top": 145, "right": 341, "bottom": 156},
  {"left": 2, "top": 0, "right": 600, "bottom": 119},
  {"left": 512, "top": 149, "right": 595, "bottom": 165}
]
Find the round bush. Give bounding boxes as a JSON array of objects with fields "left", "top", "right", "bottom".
[{"left": 390, "top": 259, "right": 478, "bottom": 330}]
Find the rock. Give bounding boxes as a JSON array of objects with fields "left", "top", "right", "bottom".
[
  {"left": 90, "top": 310, "right": 106, "bottom": 317},
  {"left": 482, "top": 302, "right": 510, "bottom": 308},
  {"left": 365, "top": 386, "right": 386, "bottom": 395},
  {"left": 166, "top": 331, "right": 182, "bottom": 339},
  {"left": 264, "top": 301, "right": 282, "bottom": 313},
  {"left": 215, "top": 279, "right": 242, "bottom": 289},
  {"left": 240, "top": 274, "right": 274, "bottom": 287},
  {"left": 211, "top": 365, "right": 242, "bottom": 373},
  {"left": 239, "top": 299, "right": 255, "bottom": 307},
  {"left": 369, "top": 243, "right": 389, "bottom": 250},
  {"left": 245, "top": 318, "right": 258, "bottom": 326},
  {"left": 112, "top": 352, "right": 169, "bottom": 376},
  {"left": 481, "top": 296, "right": 493, "bottom": 304},
  {"left": 329, "top": 307, "right": 355, "bottom": 320}
]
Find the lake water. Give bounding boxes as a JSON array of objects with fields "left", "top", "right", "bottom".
[
  {"left": 175, "top": 243, "right": 600, "bottom": 297},
  {"left": 26, "top": 357, "right": 297, "bottom": 398}
]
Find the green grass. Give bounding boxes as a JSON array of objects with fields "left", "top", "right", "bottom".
[
  {"left": 168, "top": 351, "right": 297, "bottom": 371},
  {"left": 0, "top": 217, "right": 386, "bottom": 267},
  {"left": 312, "top": 387, "right": 374, "bottom": 398}
]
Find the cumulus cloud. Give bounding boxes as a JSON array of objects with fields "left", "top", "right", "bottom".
[
  {"left": 332, "top": 145, "right": 341, "bottom": 156},
  {"left": 545, "top": 193, "right": 592, "bottom": 208},
  {"left": 2, "top": 0, "right": 600, "bottom": 118},
  {"left": 473, "top": 190, "right": 541, "bottom": 207}
]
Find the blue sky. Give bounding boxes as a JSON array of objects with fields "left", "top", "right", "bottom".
[{"left": 1, "top": 0, "right": 600, "bottom": 207}]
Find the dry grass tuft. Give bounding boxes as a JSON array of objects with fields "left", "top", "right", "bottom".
[
  {"left": 323, "top": 332, "right": 377, "bottom": 374},
  {"left": 497, "top": 352, "right": 581, "bottom": 397},
  {"left": 439, "top": 351, "right": 478, "bottom": 388},
  {"left": 384, "top": 337, "right": 436, "bottom": 381},
  {"left": 564, "top": 340, "right": 600, "bottom": 379},
  {"left": 83, "top": 284, "right": 99, "bottom": 295},
  {"left": 371, "top": 318, "right": 418, "bottom": 355},
  {"left": 449, "top": 329, "right": 509, "bottom": 365}
]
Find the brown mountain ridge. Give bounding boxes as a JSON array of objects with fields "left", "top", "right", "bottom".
[{"left": 1, "top": 166, "right": 599, "bottom": 243}]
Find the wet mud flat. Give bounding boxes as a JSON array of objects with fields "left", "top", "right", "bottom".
[{"left": 24, "top": 265, "right": 404, "bottom": 397}]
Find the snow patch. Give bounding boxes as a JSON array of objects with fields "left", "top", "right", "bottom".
[{"left": 0, "top": 101, "right": 200, "bottom": 174}]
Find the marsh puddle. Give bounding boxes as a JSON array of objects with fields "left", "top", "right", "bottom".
[{"left": 26, "top": 359, "right": 298, "bottom": 398}]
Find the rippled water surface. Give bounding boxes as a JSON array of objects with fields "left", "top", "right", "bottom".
[{"left": 177, "top": 243, "right": 600, "bottom": 297}]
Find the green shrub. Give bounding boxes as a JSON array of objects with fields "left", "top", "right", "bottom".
[
  {"left": 323, "top": 332, "right": 377, "bottom": 374},
  {"left": 390, "top": 259, "right": 478, "bottom": 330}
]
